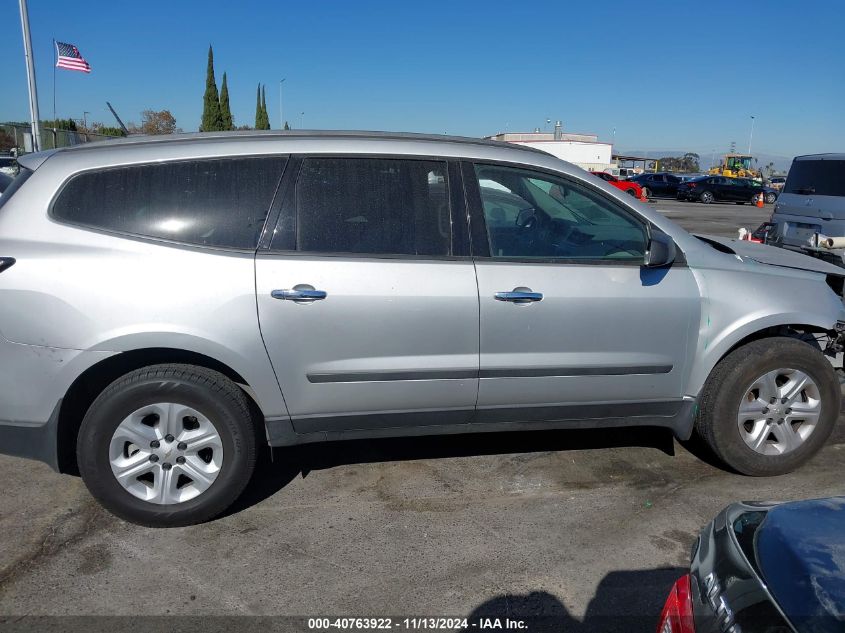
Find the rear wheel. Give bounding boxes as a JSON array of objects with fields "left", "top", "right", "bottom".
[
  {"left": 699, "top": 191, "right": 714, "bottom": 204},
  {"left": 77, "top": 364, "right": 258, "bottom": 527},
  {"left": 695, "top": 337, "right": 839, "bottom": 476},
  {"left": 765, "top": 192, "right": 777, "bottom": 204}
]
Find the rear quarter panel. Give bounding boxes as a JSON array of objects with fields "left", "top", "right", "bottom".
[{"left": 0, "top": 155, "right": 287, "bottom": 418}]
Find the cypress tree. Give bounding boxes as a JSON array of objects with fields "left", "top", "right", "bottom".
[
  {"left": 219, "top": 72, "right": 233, "bottom": 130},
  {"left": 260, "top": 85, "right": 270, "bottom": 130},
  {"left": 255, "top": 83, "right": 263, "bottom": 129},
  {"left": 201, "top": 45, "right": 222, "bottom": 132}
]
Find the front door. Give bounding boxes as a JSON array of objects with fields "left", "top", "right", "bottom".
[
  {"left": 464, "top": 162, "right": 700, "bottom": 426},
  {"left": 256, "top": 157, "right": 479, "bottom": 434}
]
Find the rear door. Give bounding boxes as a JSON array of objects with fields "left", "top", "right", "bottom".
[
  {"left": 255, "top": 156, "right": 479, "bottom": 434},
  {"left": 465, "top": 162, "right": 699, "bottom": 427}
]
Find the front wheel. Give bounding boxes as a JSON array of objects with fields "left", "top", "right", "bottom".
[
  {"left": 699, "top": 191, "right": 714, "bottom": 204},
  {"left": 695, "top": 337, "right": 840, "bottom": 476},
  {"left": 765, "top": 192, "right": 777, "bottom": 204},
  {"left": 77, "top": 364, "right": 258, "bottom": 527},
  {"left": 626, "top": 188, "right": 638, "bottom": 197}
]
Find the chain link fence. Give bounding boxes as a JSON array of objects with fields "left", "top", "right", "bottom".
[{"left": 1, "top": 122, "right": 123, "bottom": 154}]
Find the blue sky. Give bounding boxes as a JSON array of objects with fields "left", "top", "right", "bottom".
[{"left": 1, "top": 0, "right": 842, "bottom": 159}]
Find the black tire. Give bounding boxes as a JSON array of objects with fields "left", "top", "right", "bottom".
[
  {"left": 765, "top": 192, "right": 777, "bottom": 204},
  {"left": 626, "top": 188, "right": 637, "bottom": 197},
  {"left": 77, "top": 364, "right": 258, "bottom": 527},
  {"left": 695, "top": 337, "right": 840, "bottom": 476},
  {"left": 699, "top": 191, "right": 714, "bottom": 204}
]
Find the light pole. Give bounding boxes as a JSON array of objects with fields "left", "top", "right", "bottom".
[
  {"left": 300, "top": 112, "right": 304, "bottom": 129},
  {"left": 279, "top": 78, "right": 286, "bottom": 130},
  {"left": 83, "top": 111, "right": 90, "bottom": 129},
  {"left": 747, "top": 115, "right": 755, "bottom": 154},
  {"left": 17, "top": 0, "right": 42, "bottom": 151}
]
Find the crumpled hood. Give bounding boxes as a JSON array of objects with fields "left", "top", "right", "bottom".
[{"left": 694, "top": 234, "right": 845, "bottom": 277}]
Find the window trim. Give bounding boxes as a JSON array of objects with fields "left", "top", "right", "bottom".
[
  {"left": 265, "top": 153, "right": 472, "bottom": 260},
  {"left": 464, "top": 159, "right": 660, "bottom": 266},
  {"left": 48, "top": 154, "right": 288, "bottom": 253}
]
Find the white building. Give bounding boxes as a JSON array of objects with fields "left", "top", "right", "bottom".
[{"left": 484, "top": 122, "right": 613, "bottom": 173}]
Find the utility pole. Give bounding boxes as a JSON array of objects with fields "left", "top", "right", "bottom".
[
  {"left": 748, "top": 115, "right": 755, "bottom": 154},
  {"left": 18, "top": 0, "right": 42, "bottom": 152},
  {"left": 279, "top": 78, "right": 286, "bottom": 130}
]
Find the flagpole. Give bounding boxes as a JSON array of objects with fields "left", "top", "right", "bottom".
[
  {"left": 53, "top": 39, "right": 57, "bottom": 124},
  {"left": 17, "top": 0, "right": 42, "bottom": 152}
]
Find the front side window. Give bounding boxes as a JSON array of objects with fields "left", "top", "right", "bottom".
[
  {"left": 474, "top": 164, "right": 647, "bottom": 261},
  {"left": 52, "top": 157, "right": 286, "bottom": 249},
  {"left": 295, "top": 157, "right": 451, "bottom": 256}
]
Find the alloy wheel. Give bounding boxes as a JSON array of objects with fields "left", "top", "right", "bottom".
[
  {"left": 108, "top": 403, "right": 224, "bottom": 504},
  {"left": 736, "top": 368, "right": 821, "bottom": 456}
]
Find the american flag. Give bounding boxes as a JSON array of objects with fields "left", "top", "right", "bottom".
[{"left": 55, "top": 41, "right": 91, "bottom": 73}]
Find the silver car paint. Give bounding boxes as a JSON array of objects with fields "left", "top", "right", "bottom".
[
  {"left": 256, "top": 256, "right": 479, "bottom": 427},
  {"left": 1, "top": 132, "right": 844, "bottom": 465}
]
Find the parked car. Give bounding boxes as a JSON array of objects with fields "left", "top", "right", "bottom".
[
  {"left": 768, "top": 176, "right": 786, "bottom": 191},
  {"left": 591, "top": 170, "right": 646, "bottom": 199},
  {"left": 676, "top": 175, "right": 767, "bottom": 204},
  {"left": 769, "top": 154, "right": 845, "bottom": 254},
  {"left": 2, "top": 131, "right": 845, "bottom": 527},
  {"left": 628, "top": 172, "right": 682, "bottom": 198},
  {"left": 736, "top": 178, "right": 779, "bottom": 204},
  {"left": 657, "top": 496, "right": 845, "bottom": 633},
  {"left": 0, "top": 156, "right": 17, "bottom": 176}
]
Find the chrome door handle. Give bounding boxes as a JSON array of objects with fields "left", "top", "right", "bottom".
[
  {"left": 495, "top": 289, "right": 543, "bottom": 303},
  {"left": 271, "top": 288, "right": 327, "bottom": 302}
]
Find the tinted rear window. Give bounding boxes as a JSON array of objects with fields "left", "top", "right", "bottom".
[
  {"left": 784, "top": 159, "right": 845, "bottom": 197},
  {"left": 52, "top": 157, "right": 286, "bottom": 249},
  {"left": 294, "top": 157, "right": 451, "bottom": 256}
]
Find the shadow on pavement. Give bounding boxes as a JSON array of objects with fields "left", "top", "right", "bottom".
[
  {"left": 463, "top": 566, "right": 686, "bottom": 633},
  {"left": 226, "top": 425, "right": 678, "bottom": 516}
]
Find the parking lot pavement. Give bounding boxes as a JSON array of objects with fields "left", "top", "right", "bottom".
[
  {"left": 647, "top": 197, "right": 772, "bottom": 238},
  {"left": 1, "top": 421, "right": 844, "bottom": 629}
]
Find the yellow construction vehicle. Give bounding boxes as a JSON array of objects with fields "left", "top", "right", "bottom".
[{"left": 709, "top": 153, "right": 761, "bottom": 181}]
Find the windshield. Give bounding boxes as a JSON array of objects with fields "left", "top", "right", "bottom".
[
  {"left": 727, "top": 156, "right": 753, "bottom": 171},
  {"left": 784, "top": 159, "right": 845, "bottom": 196}
]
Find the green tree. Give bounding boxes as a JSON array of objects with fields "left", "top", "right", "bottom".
[
  {"left": 254, "top": 83, "right": 263, "bottom": 129},
  {"left": 283, "top": 121, "right": 290, "bottom": 130},
  {"left": 219, "top": 72, "right": 233, "bottom": 130},
  {"left": 42, "top": 118, "right": 77, "bottom": 131},
  {"left": 201, "top": 45, "right": 222, "bottom": 132},
  {"left": 259, "top": 85, "right": 270, "bottom": 130}
]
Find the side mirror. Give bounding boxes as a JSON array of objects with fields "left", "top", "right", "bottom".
[{"left": 644, "top": 231, "right": 676, "bottom": 268}]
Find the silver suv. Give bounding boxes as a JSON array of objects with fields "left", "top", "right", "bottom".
[{"left": 2, "top": 131, "right": 844, "bottom": 527}]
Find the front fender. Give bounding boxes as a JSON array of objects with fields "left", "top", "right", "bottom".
[{"left": 685, "top": 265, "right": 845, "bottom": 397}]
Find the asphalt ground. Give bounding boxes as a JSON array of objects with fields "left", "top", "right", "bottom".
[{"left": 1, "top": 196, "right": 841, "bottom": 633}]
